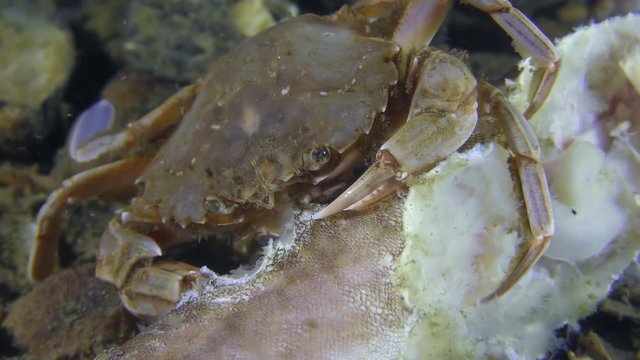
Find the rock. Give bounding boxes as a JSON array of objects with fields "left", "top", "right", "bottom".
[
  {"left": 2, "top": 264, "right": 136, "bottom": 359},
  {"left": 0, "top": 10, "right": 74, "bottom": 160},
  {"left": 110, "top": 0, "right": 297, "bottom": 81}
]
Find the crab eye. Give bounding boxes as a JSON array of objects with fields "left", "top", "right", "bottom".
[
  {"left": 304, "top": 145, "right": 331, "bottom": 171},
  {"left": 312, "top": 146, "right": 331, "bottom": 164},
  {"left": 203, "top": 196, "right": 235, "bottom": 215},
  {"left": 204, "top": 198, "right": 221, "bottom": 213}
]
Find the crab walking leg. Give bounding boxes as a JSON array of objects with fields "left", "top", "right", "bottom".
[
  {"left": 72, "top": 82, "right": 201, "bottom": 163},
  {"left": 478, "top": 83, "right": 554, "bottom": 302},
  {"left": 465, "top": 0, "right": 560, "bottom": 118},
  {"left": 393, "top": 0, "right": 449, "bottom": 51},
  {"left": 29, "top": 158, "right": 151, "bottom": 282}
]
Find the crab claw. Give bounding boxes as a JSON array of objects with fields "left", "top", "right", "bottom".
[
  {"left": 315, "top": 50, "right": 479, "bottom": 221},
  {"left": 313, "top": 151, "right": 399, "bottom": 220}
]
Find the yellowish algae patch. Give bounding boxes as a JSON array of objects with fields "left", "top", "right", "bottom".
[
  {"left": 0, "top": 11, "right": 74, "bottom": 107},
  {"left": 231, "top": 0, "right": 298, "bottom": 37},
  {"left": 398, "top": 13, "right": 640, "bottom": 359}
]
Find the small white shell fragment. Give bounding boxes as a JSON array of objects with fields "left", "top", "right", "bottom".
[{"left": 68, "top": 99, "right": 115, "bottom": 162}]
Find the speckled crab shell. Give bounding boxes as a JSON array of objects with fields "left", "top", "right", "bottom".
[{"left": 138, "top": 15, "right": 400, "bottom": 225}]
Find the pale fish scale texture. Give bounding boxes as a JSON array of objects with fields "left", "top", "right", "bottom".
[{"left": 103, "top": 198, "right": 409, "bottom": 359}]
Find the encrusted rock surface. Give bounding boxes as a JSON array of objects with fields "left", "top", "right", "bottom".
[{"left": 2, "top": 264, "right": 136, "bottom": 359}]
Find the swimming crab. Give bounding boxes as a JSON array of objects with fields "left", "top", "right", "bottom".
[{"left": 29, "top": 0, "right": 560, "bottom": 319}]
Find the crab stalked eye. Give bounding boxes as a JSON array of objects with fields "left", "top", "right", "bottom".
[
  {"left": 203, "top": 196, "right": 235, "bottom": 215},
  {"left": 303, "top": 144, "right": 331, "bottom": 171},
  {"left": 204, "top": 197, "right": 221, "bottom": 213}
]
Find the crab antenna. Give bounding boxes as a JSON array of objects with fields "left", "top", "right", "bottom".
[{"left": 393, "top": 0, "right": 450, "bottom": 50}]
